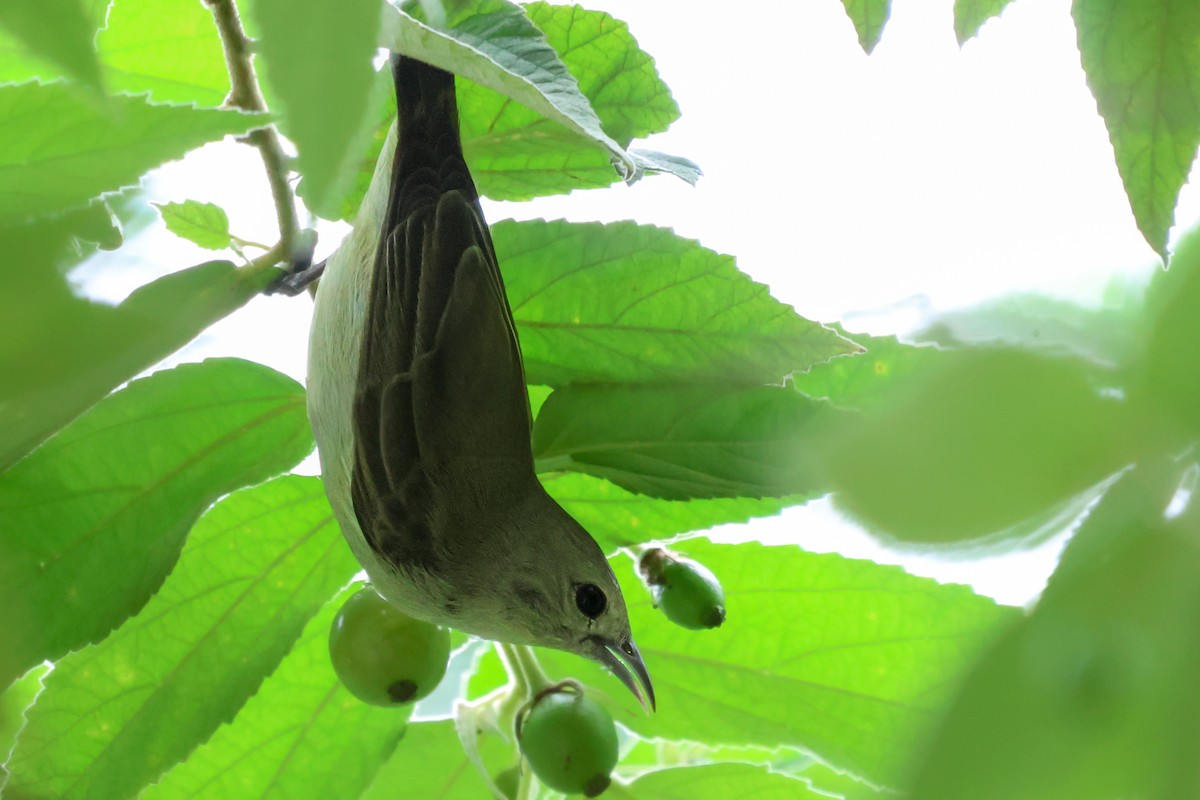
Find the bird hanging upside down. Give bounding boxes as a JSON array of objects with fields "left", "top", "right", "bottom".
[{"left": 303, "top": 54, "right": 654, "bottom": 709}]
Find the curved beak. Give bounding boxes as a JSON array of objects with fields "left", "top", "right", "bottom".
[{"left": 589, "top": 635, "right": 655, "bottom": 712}]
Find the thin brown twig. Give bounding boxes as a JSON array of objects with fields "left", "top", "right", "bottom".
[{"left": 205, "top": 0, "right": 299, "bottom": 265}]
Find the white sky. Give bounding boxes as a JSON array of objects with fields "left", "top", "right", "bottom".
[{"left": 78, "top": 0, "right": 1200, "bottom": 605}]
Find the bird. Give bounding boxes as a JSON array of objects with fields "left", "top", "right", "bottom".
[{"left": 302, "top": 53, "right": 654, "bottom": 710}]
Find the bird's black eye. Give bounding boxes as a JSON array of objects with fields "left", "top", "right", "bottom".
[{"left": 575, "top": 583, "right": 607, "bottom": 619}]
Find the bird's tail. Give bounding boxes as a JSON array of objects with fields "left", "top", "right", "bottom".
[{"left": 388, "top": 55, "right": 476, "bottom": 216}]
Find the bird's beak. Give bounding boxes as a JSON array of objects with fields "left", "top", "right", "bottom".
[{"left": 590, "top": 636, "right": 655, "bottom": 712}]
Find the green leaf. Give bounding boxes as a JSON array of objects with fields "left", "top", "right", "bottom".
[
  {"left": 381, "top": 0, "right": 636, "bottom": 178},
  {"left": 1073, "top": 0, "right": 1200, "bottom": 258},
  {"left": 97, "top": 0, "right": 229, "bottom": 105},
  {"left": 0, "top": 359, "right": 313, "bottom": 689},
  {"left": 790, "top": 329, "right": 942, "bottom": 411},
  {"left": 4, "top": 477, "right": 358, "bottom": 800},
  {"left": 838, "top": 0, "right": 891, "bottom": 54},
  {"left": 0, "top": 0, "right": 103, "bottom": 90},
  {"left": 142, "top": 584, "right": 409, "bottom": 800},
  {"left": 459, "top": 1, "right": 682, "bottom": 200},
  {"left": 526, "top": 539, "right": 1014, "bottom": 787},
  {"left": 954, "top": 0, "right": 1018, "bottom": 44},
  {"left": 540, "top": 471, "right": 793, "bottom": 552},
  {"left": 533, "top": 384, "right": 836, "bottom": 500},
  {"left": 253, "top": 0, "right": 380, "bottom": 218},
  {"left": 0, "top": 665, "right": 47, "bottom": 788},
  {"left": 623, "top": 763, "right": 830, "bottom": 799},
  {"left": 0, "top": 248, "right": 279, "bottom": 470},
  {"left": 1138, "top": 224, "right": 1200, "bottom": 439},
  {"left": 904, "top": 459, "right": 1200, "bottom": 799},
  {"left": 0, "top": 0, "right": 106, "bottom": 86},
  {"left": 495, "top": 220, "right": 858, "bottom": 385},
  {"left": 154, "top": 199, "right": 234, "bottom": 250},
  {"left": 361, "top": 720, "right": 504, "bottom": 800},
  {"left": 817, "top": 347, "right": 1134, "bottom": 543},
  {"left": 0, "top": 82, "right": 268, "bottom": 221}
]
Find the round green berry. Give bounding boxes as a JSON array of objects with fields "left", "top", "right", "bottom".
[
  {"left": 328, "top": 587, "right": 451, "bottom": 706},
  {"left": 640, "top": 548, "right": 726, "bottom": 630},
  {"left": 518, "top": 685, "right": 618, "bottom": 797},
  {"left": 493, "top": 765, "right": 520, "bottom": 800}
]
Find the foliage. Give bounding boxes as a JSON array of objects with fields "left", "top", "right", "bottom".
[{"left": 2, "top": 1, "right": 1199, "bottom": 799}]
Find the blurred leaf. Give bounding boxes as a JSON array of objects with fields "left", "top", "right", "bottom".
[
  {"left": 903, "top": 459, "right": 1200, "bottom": 799},
  {"left": 954, "top": 0, "right": 1017, "bottom": 44},
  {"left": 790, "top": 329, "right": 941, "bottom": 411},
  {"left": 1139, "top": 224, "right": 1200, "bottom": 439},
  {"left": 0, "top": 0, "right": 103, "bottom": 90},
  {"left": 540, "top": 471, "right": 794, "bottom": 552},
  {"left": 818, "top": 347, "right": 1133, "bottom": 543},
  {"left": 533, "top": 383, "right": 835, "bottom": 500},
  {"left": 361, "top": 719, "right": 508, "bottom": 800},
  {"left": 0, "top": 0, "right": 106, "bottom": 85},
  {"left": 487, "top": 539, "right": 1014, "bottom": 787},
  {"left": 381, "top": 0, "right": 635, "bottom": 182},
  {"left": 916, "top": 293, "right": 1139, "bottom": 368},
  {"left": 142, "top": 585, "right": 409, "bottom": 800},
  {"left": 4, "top": 477, "right": 357, "bottom": 800},
  {"left": 622, "top": 763, "right": 830, "bottom": 799},
  {"left": 0, "top": 241, "right": 278, "bottom": 469},
  {"left": 0, "top": 81, "right": 268, "bottom": 221},
  {"left": 496, "top": 220, "right": 858, "bottom": 385},
  {"left": 1073, "top": 0, "right": 1200, "bottom": 258},
  {"left": 98, "top": 0, "right": 229, "bottom": 105},
  {"left": 253, "top": 0, "right": 379, "bottom": 218},
  {"left": 155, "top": 199, "right": 233, "bottom": 250},
  {"left": 838, "top": 0, "right": 890, "bottom": 54},
  {"left": 0, "top": 359, "right": 313, "bottom": 689}
]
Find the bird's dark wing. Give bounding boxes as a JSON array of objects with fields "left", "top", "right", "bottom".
[{"left": 350, "top": 55, "right": 534, "bottom": 570}]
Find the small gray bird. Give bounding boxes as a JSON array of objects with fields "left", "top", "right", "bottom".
[{"left": 305, "top": 54, "right": 653, "bottom": 709}]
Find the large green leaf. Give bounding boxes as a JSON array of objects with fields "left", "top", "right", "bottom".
[
  {"left": 482, "top": 539, "right": 1013, "bottom": 787},
  {"left": 0, "top": 359, "right": 313, "bottom": 689},
  {"left": 623, "top": 763, "right": 830, "bottom": 799},
  {"left": 142, "top": 584, "right": 410, "bottom": 800},
  {"left": 0, "top": 0, "right": 103, "bottom": 90},
  {"left": 540, "top": 471, "right": 793, "bottom": 552},
  {"left": 533, "top": 383, "right": 835, "bottom": 500},
  {"left": 0, "top": 252, "right": 277, "bottom": 470},
  {"left": 1073, "top": 0, "right": 1200, "bottom": 258},
  {"left": 0, "top": 81, "right": 267, "bottom": 221},
  {"left": 361, "top": 719, "right": 508, "bottom": 800},
  {"left": 817, "top": 347, "right": 1134, "bottom": 543},
  {"left": 0, "top": 665, "right": 46, "bottom": 789},
  {"left": 4, "top": 477, "right": 357, "bottom": 800},
  {"left": 903, "top": 459, "right": 1200, "bottom": 799},
  {"left": 460, "top": 1, "right": 680, "bottom": 200},
  {"left": 0, "top": 0, "right": 106, "bottom": 86},
  {"left": 496, "top": 219, "right": 857, "bottom": 385},
  {"left": 253, "top": 0, "right": 380, "bottom": 218}
]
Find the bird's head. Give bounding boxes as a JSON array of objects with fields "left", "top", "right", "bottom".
[{"left": 459, "top": 490, "right": 655, "bottom": 711}]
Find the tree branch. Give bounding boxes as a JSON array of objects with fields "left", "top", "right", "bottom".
[{"left": 205, "top": 0, "right": 299, "bottom": 263}]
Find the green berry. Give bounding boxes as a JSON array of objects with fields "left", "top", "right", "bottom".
[
  {"left": 639, "top": 548, "right": 726, "bottom": 630},
  {"left": 518, "top": 685, "right": 618, "bottom": 797},
  {"left": 328, "top": 587, "right": 451, "bottom": 706}
]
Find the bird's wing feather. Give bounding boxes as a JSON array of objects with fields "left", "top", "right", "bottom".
[{"left": 350, "top": 56, "right": 533, "bottom": 570}]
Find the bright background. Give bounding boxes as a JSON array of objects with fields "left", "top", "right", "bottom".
[{"left": 76, "top": 0, "right": 1199, "bottom": 605}]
